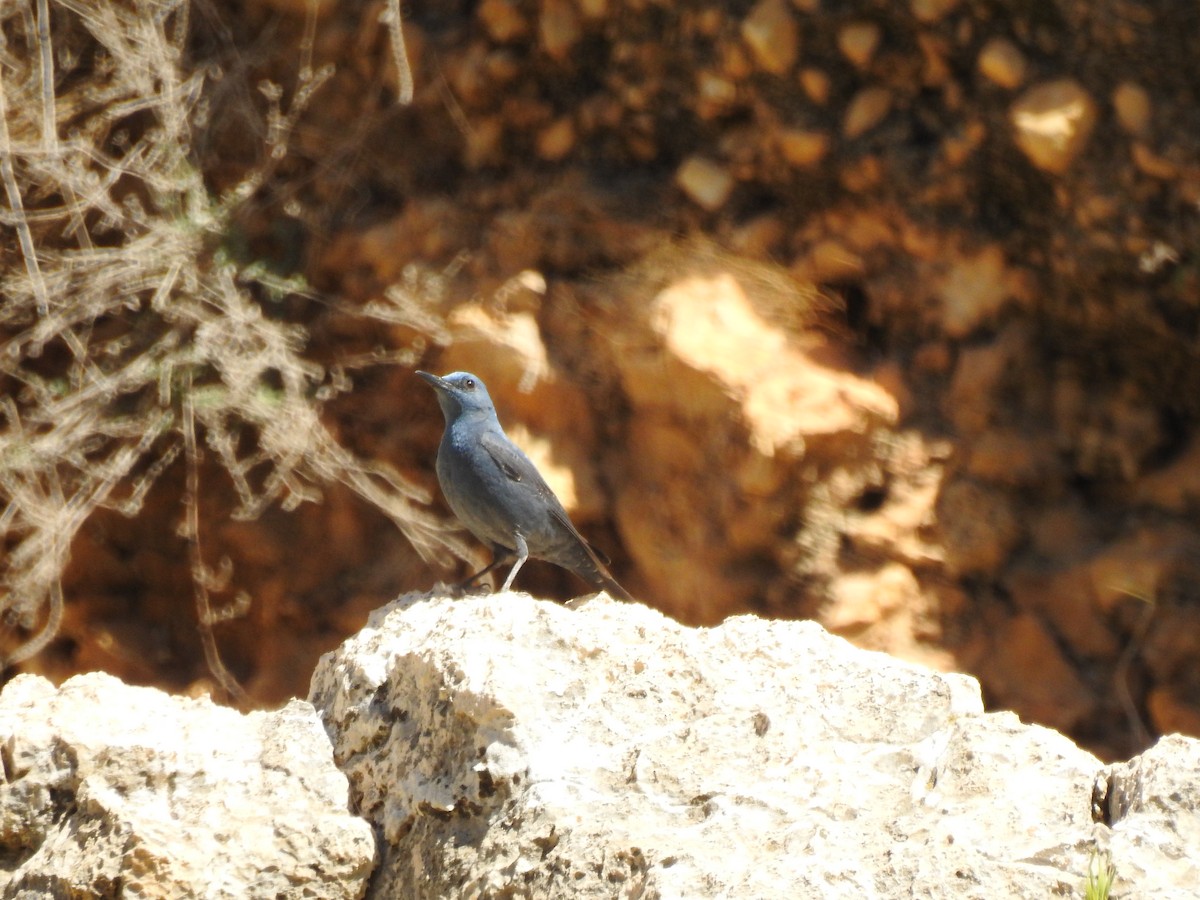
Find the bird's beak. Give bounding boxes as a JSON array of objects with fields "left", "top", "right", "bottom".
[{"left": 416, "top": 370, "right": 447, "bottom": 392}]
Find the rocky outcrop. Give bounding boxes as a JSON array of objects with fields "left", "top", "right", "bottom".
[
  {"left": 309, "top": 592, "right": 1200, "bottom": 899},
  {"left": 1, "top": 594, "right": 1196, "bottom": 897},
  {"left": 0, "top": 673, "right": 375, "bottom": 899}
]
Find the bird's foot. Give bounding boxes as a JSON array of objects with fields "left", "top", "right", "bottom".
[{"left": 449, "top": 577, "right": 495, "bottom": 598}]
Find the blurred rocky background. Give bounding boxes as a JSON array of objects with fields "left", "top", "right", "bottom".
[{"left": 6, "top": 0, "right": 1199, "bottom": 763}]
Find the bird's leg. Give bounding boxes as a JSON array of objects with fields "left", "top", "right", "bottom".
[
  {"left": 456, "top": 545, "right": 514, "bottom": 593},
  {"left": 500, "top": 533, "right": 529, "bottom": 592}
]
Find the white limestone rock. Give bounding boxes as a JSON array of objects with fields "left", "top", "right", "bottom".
[
  {"left": 310, "top": 592, "right": 1194, "bottom": 898},
  {"left": 0, "top": 672, "right": 375, "bottom": 899},
  {"left": 1100, "top": 733, "right": 1200, "bottom": 892}
]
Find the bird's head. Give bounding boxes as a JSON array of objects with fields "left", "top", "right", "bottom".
[{"left": 416, "top": 370, "right": 497, "bottom": 421}]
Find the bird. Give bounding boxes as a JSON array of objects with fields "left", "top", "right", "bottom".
[{"left": 416, "top": 370, "right": 634, "bottom": 602}]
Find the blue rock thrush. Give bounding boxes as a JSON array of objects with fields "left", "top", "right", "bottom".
[{"left": 417, "top": 370, "right": 634, "bottom": 602}]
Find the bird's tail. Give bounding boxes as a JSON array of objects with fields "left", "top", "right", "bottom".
[
  {"left": 594, "top": 570, "right": 635, "bottom": 603},
  {"left": 547, "top": 507, "right": 635, "bottom": 602},
  {"left": 571, "top": 539, "right": 635, "bottom": 602}
]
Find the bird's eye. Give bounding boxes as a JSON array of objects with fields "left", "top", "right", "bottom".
[{"left": 463, "top": 378, "right": 475, "bottom": 390}]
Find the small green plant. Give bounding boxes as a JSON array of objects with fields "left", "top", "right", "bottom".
[{"left": 1085, "top": 848, "right": 1116, "bottom": 900}]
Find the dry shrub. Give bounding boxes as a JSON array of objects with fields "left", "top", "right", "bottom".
[{"left": 0, "top": 0, "right": 462, "bottom": 687}]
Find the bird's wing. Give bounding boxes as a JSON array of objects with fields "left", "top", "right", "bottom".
[
  {"left": 479, "top": 430, "right": 612, "bottom": 566},
  {"left": 548, "top": 505, "right": 612, "bottom": 565},
  {"left": 479, "top": 430, "right": 546, "bottom": 488}
]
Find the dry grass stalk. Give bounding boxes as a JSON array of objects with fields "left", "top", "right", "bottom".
[{"left": 0, "top": 0, "right": 465, "bottom": 685}]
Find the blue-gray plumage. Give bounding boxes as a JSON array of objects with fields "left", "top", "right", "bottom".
[{"left": 417, "top": 370, "right": 633, "bottom": 602}]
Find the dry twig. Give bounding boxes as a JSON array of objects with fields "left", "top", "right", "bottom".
[{"left": 0, "top": 0, "right": 464, "bottom": 682}]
